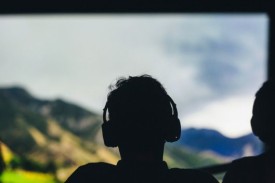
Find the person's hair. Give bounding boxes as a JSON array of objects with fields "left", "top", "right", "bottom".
[
  {"left": 106, "top": 75, "right": 172, "bottom": 143},
  {"left": 251, "top": 80, "right": 275, "bottom": 146}
]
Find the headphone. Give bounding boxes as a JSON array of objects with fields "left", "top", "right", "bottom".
[{"left": 102, "top": 95, "right": 181, "bottom": 147}]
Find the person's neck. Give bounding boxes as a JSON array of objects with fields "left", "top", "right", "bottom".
[
  {"left": 121, "top": 152, "right": 163, "bottom": 162},
  {"left": 117, "top": 154, "right": 168, "bottom": 172},
  {"left": 118, "top": 144, "right": 164, "bottom": 162}
]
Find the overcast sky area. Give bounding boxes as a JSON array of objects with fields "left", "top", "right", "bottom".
[{"left": 0, "top": 14, "right": 268, "bottom": 137}]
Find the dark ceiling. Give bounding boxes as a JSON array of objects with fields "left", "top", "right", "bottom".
[{"left": 0, "top": 0, "right": 273, "bottom": 14}]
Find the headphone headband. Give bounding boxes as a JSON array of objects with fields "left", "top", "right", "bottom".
[
  {"left": 103, "top": 94, "right": 178, "bottom": 123},
  {"left": 166, "top": 95, "right": 178, "bottom": 117},
  {"left": 103, "top": 102, "right": 108, "bottom": 123}
]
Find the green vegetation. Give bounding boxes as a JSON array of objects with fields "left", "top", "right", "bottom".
[
  {"left": 9, "top": 156, "right": 56, "bottom": 173},
  {"left": 0, "top": 143, "right": 5, "bottom": 175},
  {"left": 0, "top": 170, "right": 57, "bottom": 183}
]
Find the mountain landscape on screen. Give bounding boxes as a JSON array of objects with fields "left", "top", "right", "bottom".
[
  {"left": 177, "top": 128, "right": 262, "bottom": 157},
  {"left": 0, "top": 86, "right": 262, "bottom": 183}
]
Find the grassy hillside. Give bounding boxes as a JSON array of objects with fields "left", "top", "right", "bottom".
[
  {"left": 1, "top": 170, "right": 57, "bottom": 183},
  {"left": 0, "top": 87, "right": 120, "bottom": 182},
  {"left": 0, "top": 142, "right": 57, "bottom": 183}
]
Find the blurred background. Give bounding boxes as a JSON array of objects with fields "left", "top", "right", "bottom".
[{"left": 0, "top": 14, "right": 268, "bottom": 182}]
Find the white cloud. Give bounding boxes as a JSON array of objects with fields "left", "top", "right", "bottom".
[{"left": 181, "top": 96, "right": 255, "bottom": 137}]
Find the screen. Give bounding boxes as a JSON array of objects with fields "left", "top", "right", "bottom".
[{"left": 0, "top": 14, "right": 268, "bottom": 182}]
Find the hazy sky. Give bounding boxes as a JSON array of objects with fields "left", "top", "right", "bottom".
[{"left": 0, "top": 14, "right": 268, "bottom": 137}]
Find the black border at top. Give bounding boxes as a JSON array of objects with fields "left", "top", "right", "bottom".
[{"left": 0, "top": 0, "right": 273, "bottom": 14}]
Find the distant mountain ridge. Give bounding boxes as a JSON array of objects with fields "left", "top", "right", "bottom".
[
  {"left": 0, "top": 87, "right": 100, "bottom": 139},
  {"left": 178, "top": 128, "right": 263, "bottom": 158}
]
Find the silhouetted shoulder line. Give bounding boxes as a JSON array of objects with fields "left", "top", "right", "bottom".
[{"left": 170, "top": 168, "right": 219, "bottom": 183}]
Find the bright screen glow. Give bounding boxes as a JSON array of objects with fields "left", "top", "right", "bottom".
[{"left": 0, "top": 14, "right": 268, "bottom": 182}]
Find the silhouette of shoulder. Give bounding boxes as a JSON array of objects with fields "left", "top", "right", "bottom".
[
  {"left": 65, "top": 162, "right": 116, "bottom": 183},
  {"left": 223, "top": 154, "right": 266, "bottom": 183},
  {"left": 170, "top": 168, "right": 219, "bottom": 183},
  {"left": 65, "top": 162, "right": 218, "bottom": 183}
]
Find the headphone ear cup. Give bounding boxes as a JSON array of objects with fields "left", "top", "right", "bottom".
[
  {"left": 251, "top": 115, "right": 261, "bottom": 137},
  {"left": 165, "top": 117, "right": 181, "bottom": 142},
  {"left": 102, "top": 120, "right": 118, "bottom": 147}
]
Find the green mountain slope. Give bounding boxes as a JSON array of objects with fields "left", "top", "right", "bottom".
[
  {"left": 0, "top": 86, "right": 223, "bottom": 182},
  {"left": 0, "top": 87, "right": 119, "bottom": 181}
]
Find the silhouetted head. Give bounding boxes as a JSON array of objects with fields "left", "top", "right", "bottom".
[
  {"left": 251, "top": 80, "right": 275, "bottom": 147},
  {"left": 102, "top": 75, "right": 181, "bottom": 151}
]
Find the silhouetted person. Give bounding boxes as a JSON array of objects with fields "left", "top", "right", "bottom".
[
  {"left": 65, "top": 75, "right": 218, "bottom": 183},
  {"left": 223, "top": 80, "right": 275, "bottom": 183}
]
